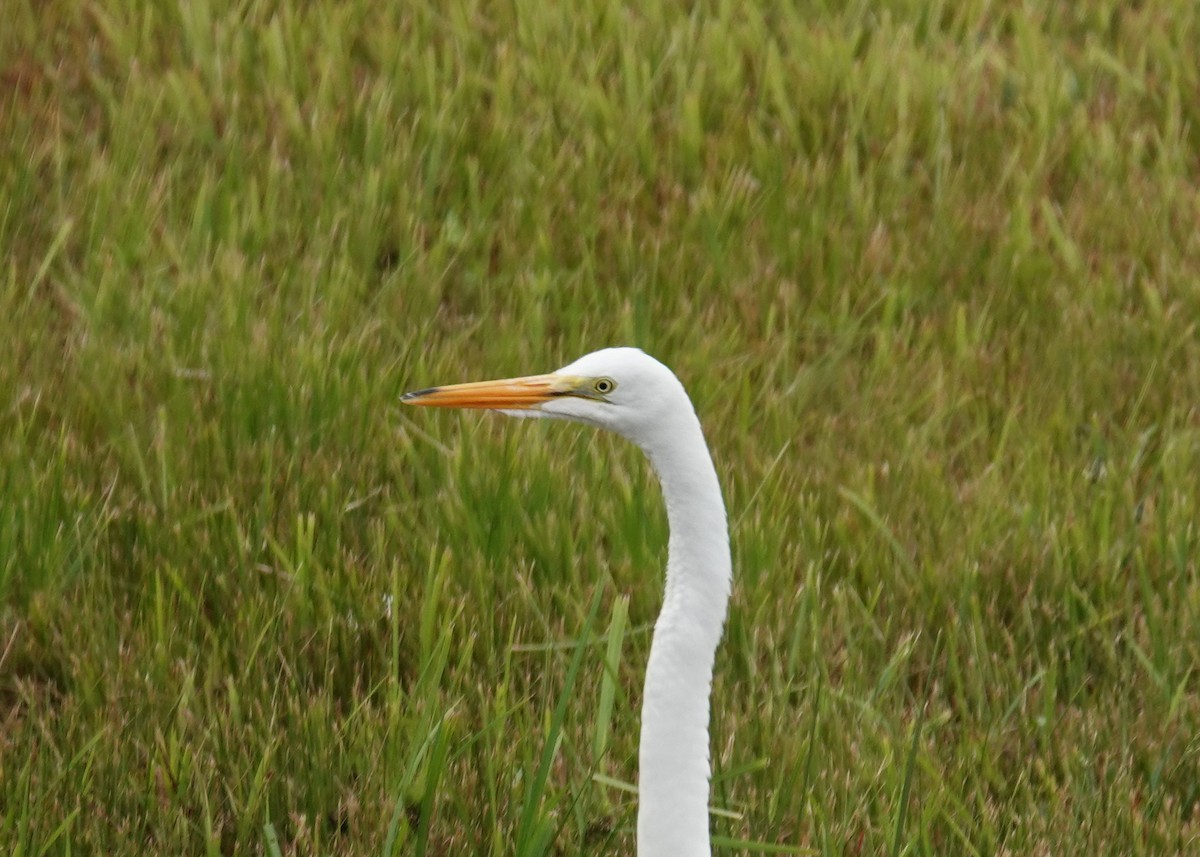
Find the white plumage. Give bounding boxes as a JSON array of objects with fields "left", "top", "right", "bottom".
[{"left": 403, "top": 347, "right": 732, "bottom": 856}]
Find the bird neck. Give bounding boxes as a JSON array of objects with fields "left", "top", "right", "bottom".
[{"left": 637, "top": 412, "right": 731, "bottom": 857}]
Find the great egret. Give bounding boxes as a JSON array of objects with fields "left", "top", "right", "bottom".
[{"left": 402, "top": 347, "right": 731, "bottom": 857}]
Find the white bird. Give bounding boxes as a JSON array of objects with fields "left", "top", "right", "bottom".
[{"left": 402, "top": 347, "right": 732, "bottom": 857}]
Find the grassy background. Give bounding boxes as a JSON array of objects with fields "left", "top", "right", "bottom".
[{"left": 3, "top": 0, "right": 1199, "bottom": 853}]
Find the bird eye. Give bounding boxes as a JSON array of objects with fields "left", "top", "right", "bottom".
[{"left": 594, "top": 377, "right": 616, "bottom": 395}]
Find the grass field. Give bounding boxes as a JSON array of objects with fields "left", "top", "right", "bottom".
[{"left": 3, "top": 0, "right": 1200, "bottom": 853}]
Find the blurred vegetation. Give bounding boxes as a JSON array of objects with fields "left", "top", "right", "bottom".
[{"left": 2, "top": 0, "right": 1198, "bottom": 853}]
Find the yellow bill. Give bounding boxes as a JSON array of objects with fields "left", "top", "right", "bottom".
[{"left": 401, "top": 373, "right": 580, "bottom": 410}]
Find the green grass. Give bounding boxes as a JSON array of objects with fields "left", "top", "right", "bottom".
[{"left": 3, "top": 0, "right": 1200, "bottom": 853}]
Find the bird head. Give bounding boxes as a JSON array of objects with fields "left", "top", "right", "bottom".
[{"left": 401, "top": 347, "right": 690, "bottom": 447}]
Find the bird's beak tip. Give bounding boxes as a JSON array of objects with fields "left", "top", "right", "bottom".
[{"left": 400, "top": 387, "right": 438, "bottom": 404}]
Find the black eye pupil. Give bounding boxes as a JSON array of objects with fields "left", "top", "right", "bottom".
[{"left": 597, "top": 380, "right": 611, "bottom": 392}]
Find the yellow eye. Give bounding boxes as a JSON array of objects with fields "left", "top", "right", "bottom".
[{"left": 594, "top": 377, "right": 616, "bottom": 395}]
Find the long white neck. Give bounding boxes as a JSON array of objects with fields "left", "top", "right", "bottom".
[{"left": 635, "top": 403, "right": 732, "bottom": 857}]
